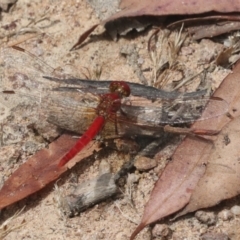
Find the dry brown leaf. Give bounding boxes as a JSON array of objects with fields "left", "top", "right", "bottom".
[
  {"left": 130, "top": 137, "right": 212, "bottom": 239},
  {"left": 130, "top": 59, "right": 240, "bottom": 239},
  {"left": 0, "top": 134, "right": 100, "bottom": 210},
  {"left": 71, "top": 0, "right": 240, "bottom": 49},
  {"left": 117, "top": 0, "right": 240, "bottom": 20},
  {"left": 175, "top": 116, "right": 240, "bottom": 217},
  {"left": 186, "top": 20, "right": 240, "bottom": 40}
]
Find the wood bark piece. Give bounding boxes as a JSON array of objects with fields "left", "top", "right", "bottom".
[{"left": 65, "top": 172, "right": 118, "bottom": 217}]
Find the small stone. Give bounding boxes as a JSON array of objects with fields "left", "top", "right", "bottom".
[
  {"left": 230, "top": 205, "right": 240, "bottom": 216},
  {"left": 127, "top": 173, "right": 140, "bottom": 185},
  {"left": 152, "top": 224, "right": 172, "bottom": 238},
  {"left": 218, "top": 209, "right": 233, "bottom": 221},
  {"left": 97, "top": 232, "right": 105, "bottom": 239},
  {"left": 195, "top": 211, "right": 217, "bottom": 225},
  {"left": 137, "top": 57, "right": 144, "bottom": 65},
  {"left": 134, "top": 156, "right": 157, "bottom": 171}
]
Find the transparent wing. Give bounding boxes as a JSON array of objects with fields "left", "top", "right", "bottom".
[
  {"left": 0, "top": 47, "right": 100, "bottom": 133},
  {"left": 120, "top": 96, "right": 228, "bottom": 126},
  {"left": 0, "top": 46, "right": 228, "bottom": 134}
]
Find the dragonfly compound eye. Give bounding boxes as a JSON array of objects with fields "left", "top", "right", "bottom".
[{"left": 109, "top": 81, "right": 131, "bottom": 97}]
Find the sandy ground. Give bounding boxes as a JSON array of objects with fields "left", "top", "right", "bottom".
[{"left": 1, "top": 0, "right": 240, "bottom": 239}]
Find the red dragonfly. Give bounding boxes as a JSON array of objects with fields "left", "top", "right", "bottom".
[
  {"left": 0, "top": 47, "right": 229, "bottom": 167},
  {"left": 58, "top": 81, "right": 131, "bottom": 167}
]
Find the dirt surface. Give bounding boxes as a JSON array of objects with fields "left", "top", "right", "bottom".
[{"left": 1, "top": 0, "right": 240, "bottom": 240}]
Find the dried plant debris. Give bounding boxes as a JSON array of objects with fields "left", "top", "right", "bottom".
[
  {"left": 148, "top": 26, "right": 187, "bottom": 89},
  {"left": 105, "top": 16, "right": 158, "bottom": 41},
  {"left": 0, "top": 207, "right": 26, "bottom": 239},
  {"left": 216, "top": 32, "right": 240, "bottom": 67},
  {"left": 71, "top": 0, "right": 240, "bottom": 49},
  {"left": 186, "top": 20, "right": 240, "bottom": 40},
  {"left": 64, "top": 172, "right": 117, "bottom": 217},
  {"left": 0, "top": 10, "right": 58, "bottom": 42},
  {"left": 57, "top": 160, "right": 118, "bottom": 217}
]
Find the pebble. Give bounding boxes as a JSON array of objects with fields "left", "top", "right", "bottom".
[
  {"left": 195, "top": 211, "right": 217, "bottom": 225},
  {"left": 152, "top": 224, "right": 172, "bottom": 238},
  {"left": 134, "top": 156, "right": 157, "bottom": 171},
  {"left": 230, "top": 205, "right": 240, "bottom": 216},
  {"left": 97, "top": 232, "right": 105, "bottom": 239},
  {"left": 126, "top": 173, "right": 140, "bottom": 185},
  {"left": 218, "top": 209, "right": 233, "bottom": 221}
]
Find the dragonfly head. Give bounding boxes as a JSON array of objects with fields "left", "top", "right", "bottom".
[{"left": 109, "top": 81, "right": 131, "bottom": 98}]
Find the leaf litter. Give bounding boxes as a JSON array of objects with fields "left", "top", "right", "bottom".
[
  {"left": 71, "top": 0, "right": 240, "bottom": 50},
  {"left": 0, "top": 0, "right": 240, "bottom": 240}
]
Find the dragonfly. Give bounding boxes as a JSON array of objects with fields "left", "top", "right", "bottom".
[
  {"left": 0, "top": 46, "right": 229, "bottom": 167},
  {"left": 58, "top": 81, "right": 131, "bottom": 167}
]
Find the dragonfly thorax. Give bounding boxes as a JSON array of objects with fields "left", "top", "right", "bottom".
[
  {"left": 109, "top": 81, "right": 131, "bottom": 98},
  {"left": 97, "top": 92, "right": 122, "bottom": 118}
]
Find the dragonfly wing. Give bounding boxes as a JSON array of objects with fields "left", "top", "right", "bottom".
[
  {"left": 0, "top": 47, "right": 127, "bottom": 137},
  {"left": 0, "top": 47, "right": 100, "bottom": 134},
  {"left": 1, "top": 89, "right": 99, "bottom": 134},
  {"left": 42, "top": 91, "right": 98, "bottom": 133},
  {"left": 120, "top": 97, "right": 229, "bottom": 126}
]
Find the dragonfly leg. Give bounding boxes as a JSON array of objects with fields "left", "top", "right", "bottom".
[{"left": 164, "top": 125, "right": 220, "bottom": 136}]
